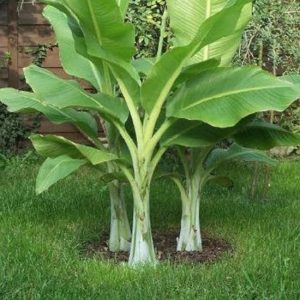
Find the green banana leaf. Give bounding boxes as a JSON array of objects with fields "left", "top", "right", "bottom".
[
  {"left": 24, "top": 65, "right": 129, "bottom": 124},
  {"left": 31, "top": 134, "right": 118, "bottom": 165},
  {"left": 0, "top": 88, "right": 98, "bottom": 138},
  {"left": 36, "top": 155, "right": 87, "bottom": 194},
  {"left": 167, "top": 67, "right": 300, "bottom": 128},
  {"left": 205, "top": 144, "right": 277, "bottom": 171}
]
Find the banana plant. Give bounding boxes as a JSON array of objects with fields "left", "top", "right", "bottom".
[
  {"left": 1, "top": 0, "right": 300, "bottom": 266},
  {"left": 164, "top": 0, "right": 300, "bottom": 251},
  {"left": 161, "top": 118, "right": 300, "bottom": 251},
  {"left": 46, "top": 4, "right": 133, "bottom": 253}
]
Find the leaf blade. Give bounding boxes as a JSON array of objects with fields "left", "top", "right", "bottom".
[
  {"left": 233, "top": 120, "right": 300, "bottom": 150},
  {"left": 43, "top": 5, "right": 103, "bottom": 90},
  {"left": 167, "top": 67, "right": 300, "bottom": 128},
  {"left": 24, "top": 65, "right": 129, "bottom": 124},
  {"left": 141, "top": 0, "right": 252, "bottom": 113},
  {"left": 31, "top": 134, "right": 117, "bottom": 165},
  {"left": 0, "top": 88, "right": 98, "bottom": 138},
  {"left": 36, "top": 155, "right": 87, "bottom": 194},
  {"left": 205, "top": 144, "right": 277, "bottom": 171}
]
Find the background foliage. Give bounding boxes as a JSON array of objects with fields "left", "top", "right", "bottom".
[
  {"left": 127, "top": 0, "right": 169, "bottom": 58},
  {"left": 233, "top": 0, "right": 300, "bottom": 75},
  {"left": 234, "top": 0, "right": 300, "bottom": 134}
]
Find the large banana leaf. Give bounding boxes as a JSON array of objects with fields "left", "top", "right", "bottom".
[
  {"left": 0, "top": 88, "right": 98, "bottom": 138},
  {"left": 36, "top": 155, "right": 87, "bottom": 194},
  {"left": 233, "top": 120, "right": 300, "bottom": 150},
  {"left": 167, "top": 67, "right": 300, "bottom": 128},
  {"left": 167, "top": 0, "right": 235, "bottom": 46},
  {"left": 141, "top": 0, "right": 251, "bottom": 113},
  {"left": 63, "top": 0, "right": 135, "bottom": 62},
  {"left": 44, "top": 6, "right": 103, "bottom": 91},
  {"left": 31, "top": 134, "right": 117, "bottom": 165},
  {"left": 24, "top": 65, "right": 129, "bottom": 124},
  {"left": 205, "top": 144, "right": 277, "bottom": 171},
  {"left": 167, "top": 0, "right": 251, "bottom": 66},
  {"left": 45, "top": 0, "right": 141, "bottom": 106},
  {"left": 161, "top": 117, "right": 300, "bottom": 150}
]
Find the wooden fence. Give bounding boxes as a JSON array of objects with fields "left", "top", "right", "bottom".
[{"left": 0, "top": 1, "right": 94, "bottom": 143}]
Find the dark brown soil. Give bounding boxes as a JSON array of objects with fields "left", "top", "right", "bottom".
[{"left": 84, "top": 230, "right": 233, "bottom": 265}]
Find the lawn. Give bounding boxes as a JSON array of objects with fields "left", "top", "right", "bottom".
[{"left": 0, "top": 159, "right": 299, "bottom": 299}]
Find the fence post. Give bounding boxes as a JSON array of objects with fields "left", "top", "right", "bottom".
[{"left": 7, "top": 0, "right": 19, "bottom": 88}]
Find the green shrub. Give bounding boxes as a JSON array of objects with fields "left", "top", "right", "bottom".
[
  {"left": 234, "top": 0, "right": 300, "bottom": 74},
  {"left": 0, "top": 104, "right": 27, "bottom": 155},
  {"left": 127, "top": 0, "right": 170, "bottom": 58}
]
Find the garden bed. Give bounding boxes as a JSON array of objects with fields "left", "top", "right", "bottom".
[{"left": 85, "top": 230, "right": 232, "bottom": 264}]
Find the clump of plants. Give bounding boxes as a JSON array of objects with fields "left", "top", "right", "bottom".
[{"left": 1, "top": 0, "right": 300, "bottom": 266}]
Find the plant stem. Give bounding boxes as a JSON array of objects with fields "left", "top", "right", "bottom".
[
  {"left": 101, "top": 65, "right": 132, "bottom": 252},
  {"left": 108, "top": 182, "right": 131, "bottom": 252},
  {"left": 129, "top": 188, "right": 156, "bottom": 266},
  {"left": 177, "top": 172, "right": 202, "bottom": 251}
]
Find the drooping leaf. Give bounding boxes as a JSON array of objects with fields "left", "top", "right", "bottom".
[
  {"left": 233, "top": 120, "right": 300, "bottom": 150},
  {"left": 161, "top": 116, "right": 255, "bottom": 148},
  {"left": 0, "top": 88, "right": 98, "bottom": 138},
  {"left": 205, "top": 144, "right": 277, "bottom": 171},
  {"left": 167, "top": 67, "right": 300, "bottom": 128},
  {"left": 43, "top": 6, "right": 103, "bottom": 91},
  {"left": 24, "top": 65, "right": 129, "bottom": 123},
  {"left": 36, "top": 155, "right": 87, "bottom": 194},
  {"left": 31, "top": 134, "right": 118, "bottom": 165},
  {"left": 141, "top": 0, "right": 252, "bottom": 113},
  {"left": 161, "top": 119, "right": 233, "bottom": 148},
  {"left": 167, "top": 0, "right": 251, "bottom": 66}
]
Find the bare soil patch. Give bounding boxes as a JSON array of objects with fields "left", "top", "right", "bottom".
[{"left": 84, "top": 230, "right": 232, "bottom": 265}]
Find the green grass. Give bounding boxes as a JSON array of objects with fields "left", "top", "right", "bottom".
[{"left": 0, "top": 160, "right": 299, "bottom": 299}]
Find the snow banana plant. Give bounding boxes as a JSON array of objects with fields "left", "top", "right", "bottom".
[
  {"left": 44, "top": 6, "right": 132, "bottom": 253},
  {"left": 164, "top": 0, "right": 300, "bottom": 252},
  {"left": 162, "top": 118, "right": 300, "bottom": 251},
  {"left": 1, "top": 0, "right": 299, "bottom": 266}
]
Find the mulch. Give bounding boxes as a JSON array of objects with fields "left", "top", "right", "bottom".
[{"left": 84, "top": 230, "right": 233, "bottom": 265}]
